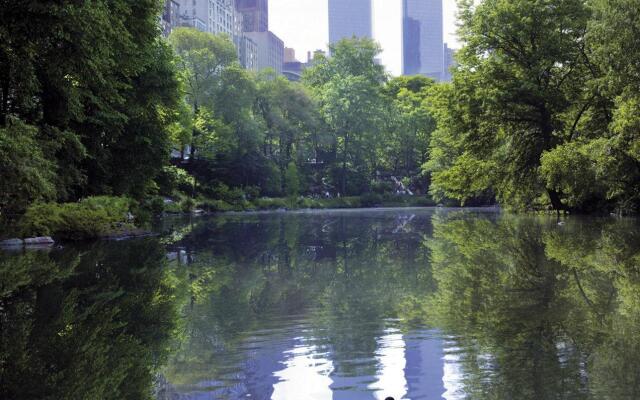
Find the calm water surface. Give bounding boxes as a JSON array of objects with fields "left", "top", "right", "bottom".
[{"left": 2, "top": 208, "right": 640, "bottom": 399}]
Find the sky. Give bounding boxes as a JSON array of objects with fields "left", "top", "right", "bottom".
[{"left": 269, "top": 0, "right": 460, "bottom": 76}]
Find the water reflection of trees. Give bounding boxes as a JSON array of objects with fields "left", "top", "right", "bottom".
[
  {"left": 150, "top": 211, "right": 640, "bottom": 399},
  {"left": 162, "top": 212, "right": 435, "bottom": 393},
  {"left": 424, "top": 213, "right": 640, "bottom": 400},
  {"left": 8, "top": 212, "right": 640, "bottom": 399},
  {"left": 0, "top": 240, "right": 182, "bottom": 400}
]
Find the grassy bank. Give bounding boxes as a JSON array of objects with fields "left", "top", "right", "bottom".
[
  {"left": 164, "top": 193, "right": 437, "bottom": 213},
  {"left": 1, "top": 194, "right": 438, "bottom": 242}
]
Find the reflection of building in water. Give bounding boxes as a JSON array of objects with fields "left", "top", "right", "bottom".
[
  {"left": 241, "top": 333, "right": 294, "bottom": 399},
  {"left": 162, "top": 332, "right": 293, "bottom": 399},
  {"left": 160, "top": 323, "right": 449, "bottom": 399},
  {"left": 404, "top": 330, "right": 447, "bottom": 399}
]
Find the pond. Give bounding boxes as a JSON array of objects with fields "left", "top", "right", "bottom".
[{"left": 2, "top": 208, "right": 640, "bottom": 400}]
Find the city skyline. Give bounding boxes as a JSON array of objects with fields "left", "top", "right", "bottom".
[{"left": 270, "top": 0, "right": 459, "bottom": 76}]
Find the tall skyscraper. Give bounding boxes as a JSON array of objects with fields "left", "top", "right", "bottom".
[
  {"left": 402, "top": 0, "right": 444, "bottom": 80},
  {"left": 236, "top": 0, "right": 269, "bottom": 32},
  {"left": 328, "top": 0, "right": 373, "bottom": 45}
]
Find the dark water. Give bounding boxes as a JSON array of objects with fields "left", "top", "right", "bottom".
[{"left": 2, "top": 208, "right": 640, "bottom": 400}]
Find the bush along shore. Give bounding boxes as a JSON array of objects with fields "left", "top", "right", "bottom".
[
  {"left": 0, "top": 193, "right": 439, "bottom": 245},
  {"left": 0, "top": 197, "right": 151, "bottom": 245}
]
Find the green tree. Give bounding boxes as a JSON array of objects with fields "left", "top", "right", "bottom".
[
  {"left": 169, "top": 28, "right": 238, "bottom": 161},
  {"left": 426, "top": 0, "right": 596, "bottom": 211},
  {"left": 0, "top": 0, "right": 181, "bottom": 207},
  {"left": 382, "top": 76, "right": 436, "bottom": 191},
  {"left": 304, "top": 38, "right": 388, "bottom": 195},
  {"left": 255, "top": 71, "right": 318, "bottom": 195},
  {"left": 284, "top": 161, "right": 300, "bottom": 197},
  {"left": 577, "top": 0, "right": 640, "bottom": 213},
  {"left": 0, "top": 119, "right": 56, "bottom": 216}
]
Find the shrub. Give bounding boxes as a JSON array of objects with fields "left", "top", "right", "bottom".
[
  {"left": 298, "top": 198, "right": 324, "bottom": 209},
  {"left": 360, "top": 193, "right": 384, "bottom": 207},
  {"left": 253, "top": 197, "right": 289, "bottom": 210},
  {"left": 409, "top": 196, "right": 436, "bottom": 207},
  {"left": 181, "top": 197, "right": 196, "bottom": 213},
  {"left": 370, "top": 180, "right": 394, "bottom": 195},
  {"left": 244, "top": 186, "right": 261, "bottom": 200},
  {"left": 19, "top": 196, "right": 135, "bottom": 240},
  {"left": 156, "top": 166, "right": 195, "bottom": 195},
  {"left": 321, "top": 196, "right": 362, "bottom": 209},
  {"left": 206, "top": 183, "right": 246, "bottom": 204},
  {"left": 141, "top": 196, "right": 166, "bottom": 216},
  {"left": 163, "top": 200, "right": 184, "bottom": 214},
  {"left": 198, "top": 199, "right": 234, "bottom": 212}
]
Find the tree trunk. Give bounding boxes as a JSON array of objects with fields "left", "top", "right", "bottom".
[
  {"left": 0, "top": 70, "right": 8, "bottom": 127},
  {"left": 547, "top": 189, "right": 563, "bottom": 213},
  {"left": 190, "top": 102, "right": 198, "bottom": 163},
  {"left": 342, "top": 133, "right": 349, "bottom": 195}
]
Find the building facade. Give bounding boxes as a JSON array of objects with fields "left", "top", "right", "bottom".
[
  {"left": 161, "top": 0, "right": 181, "bottom": 37},
  {"left": 236, "top": 0, "right": 269, "bottom": 32},
  {"left": 240, "top": 35, "right": 259, "bottom": 71},
  {"left": 174, "top": 0, "right": 283, "bottom": 75},
  {"left": 284, "top": 47, "right": 297, "bottom": 63},
  {"left": 402, "top": 0, "right": 444, "bottom": 80},
  {"left": 178, "top": 0, "right": 239, "bottom": 37},
  {"left": 244, "top": 31, "right": 284, "bottom": 75},
  {"left": 328, "top": 0, "right": 372, "bottom": 45}
]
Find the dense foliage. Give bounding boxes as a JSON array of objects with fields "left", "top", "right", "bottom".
[
  {"left": 166, "top": 31, "right": 435, "bottom": 202},
  {"left": 19, "top": 196, "right": 136, "bottom": 240},
  {"left": 426, "top": 0, "right": 640, "bottom": 213},
  {"left": 0, "top": 0, "right": 180, "bottom": 218}
]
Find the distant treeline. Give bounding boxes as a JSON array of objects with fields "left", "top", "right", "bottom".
[{"left": 2, "top": 0, "right": 640, "bottom": 217}]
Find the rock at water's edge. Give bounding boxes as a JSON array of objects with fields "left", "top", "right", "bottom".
[
  {"left": 0, "top": 238, "right": 24, "bottom": 247},
  {"left": 23, "top": 237, "right": 55, "bottom": 246}
]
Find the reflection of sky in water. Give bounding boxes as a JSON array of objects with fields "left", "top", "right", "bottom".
[
  {"left": 442, "top": 346, "right": 465, "bottom": 400},
  {"left": 269, "top": 327, "right": 448, "bottom": 400},
  {"left": 181, "top": 325, "right": 450, "bottom": 399},
  {"left": 370, "top": 330, "right": 407, "bottom": 399},
  {"left": 272, "top": 343, "right": 333, "bottom": 399}
]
